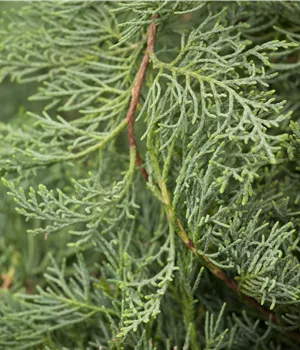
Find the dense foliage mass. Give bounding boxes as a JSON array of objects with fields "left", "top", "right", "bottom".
[{"left": 0, "top": 1, "right": 300, "bottom": 349}]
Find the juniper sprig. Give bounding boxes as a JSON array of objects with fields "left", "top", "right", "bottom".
[{"left": 0, "top": 1, "right": 300, "bottom": 349}]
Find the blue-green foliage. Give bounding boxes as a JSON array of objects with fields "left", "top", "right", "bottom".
[{"left": 0, "top": 1, "right": 300, "bottom": 349}]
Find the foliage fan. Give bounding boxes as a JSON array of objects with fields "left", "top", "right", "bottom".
[{"left": 0, "top": 1, "right": 300, "bottom": 349}]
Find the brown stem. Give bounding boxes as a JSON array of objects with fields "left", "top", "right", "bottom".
[
  {"left": 181, "top": 226, "right": 300, "bottom": 343},
  {"left": 159, "top": 178, "right": 300, "bottom": 342},
  {"left": 1, "top": 267, "right": 14, "bottom": 290},
  {"left": 126, "top": 14, "right": 159, "bottom": 181}
]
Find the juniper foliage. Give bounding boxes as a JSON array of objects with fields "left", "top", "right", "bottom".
[{"left": 0, "top": 1, "right": 300, "bottom": 349}]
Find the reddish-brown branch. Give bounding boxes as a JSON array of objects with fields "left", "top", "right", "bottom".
[
  {"left": 159, "top": 166, "right": 300, "bottom": 342},
  {"left": 184, "top": 235, "right": 300, "bottom": 343},
  {"left": 126, "top": 14, "right": 159, "bottom": 181}
]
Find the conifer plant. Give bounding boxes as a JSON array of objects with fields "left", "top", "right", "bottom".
[{"left": 0, "top": 1, "right": 300, "bottom": 349}]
